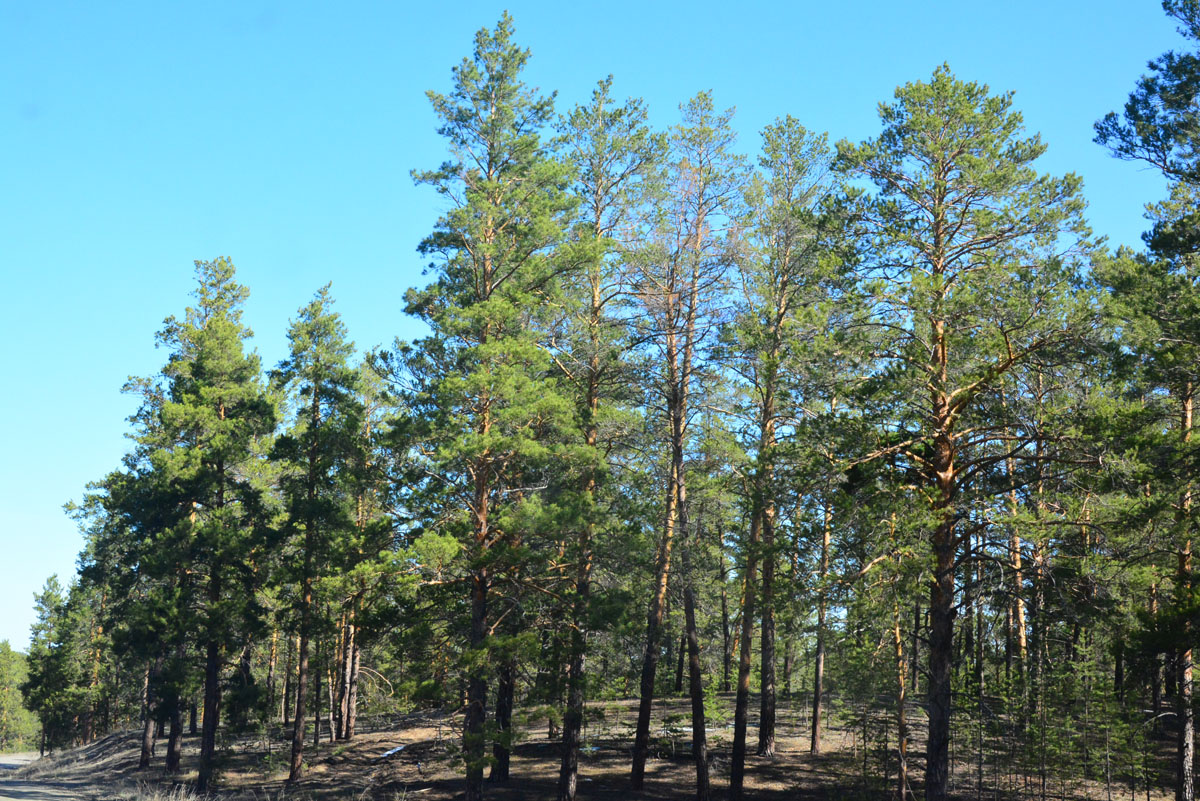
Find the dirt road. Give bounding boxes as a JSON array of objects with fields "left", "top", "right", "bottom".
[{"left": 0, "top": 753, "right": 79, "bottom": 800}]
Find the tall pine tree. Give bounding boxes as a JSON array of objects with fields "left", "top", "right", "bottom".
[
  {"left": 838, "top": 66, "right": 1091, "bottom": 801},
  {"left": 403, "top": 15, "right": 574, "bottom": 800},
  {"left": 150, "top": 259, "right": 276, "bottom": 791},
  {"left": 271, "top": 285, "right": 360, "bottom": 782}
]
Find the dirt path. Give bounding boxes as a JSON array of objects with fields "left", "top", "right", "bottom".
[{"left": 0, "top": 753, "right": 79, "bottom": 801}]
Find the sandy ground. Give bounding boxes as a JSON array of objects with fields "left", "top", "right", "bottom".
[
  {"left": 0, "top": 752, "right": 79, "bottom": 801},
  {"left": 2, "top": 694, "right": 1181, "bottom": 800}
]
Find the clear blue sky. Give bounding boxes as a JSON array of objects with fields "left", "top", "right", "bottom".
[{"left": 0, "top": 0, "right": 1181, "bottom": 649}]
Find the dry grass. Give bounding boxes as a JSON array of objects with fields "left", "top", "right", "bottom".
[{"left": 111, "top": 783, "right": 206, "bottom": 801}]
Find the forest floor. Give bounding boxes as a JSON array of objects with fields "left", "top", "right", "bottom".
[{"left": 11, "top": 694, "right": 1179, "bottom": 800}]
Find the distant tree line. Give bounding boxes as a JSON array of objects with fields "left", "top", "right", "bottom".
[{"left": 0, "top": 640, "right": 38, "bottom": 752}]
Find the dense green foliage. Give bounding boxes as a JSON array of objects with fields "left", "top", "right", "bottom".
[
  {"left": 0, "top": 641, "right": 40, "bottom": 752},
  {"left": 21, "top": 6, "right": 1200, "bottom": 800}
]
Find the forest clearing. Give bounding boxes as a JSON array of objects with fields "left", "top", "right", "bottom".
[
  {"left": 7, "top": 3, "right": 1200, "bottom": 801},
  {"left": 9, "top": 695, "right": 1182, "bottom": 800}
]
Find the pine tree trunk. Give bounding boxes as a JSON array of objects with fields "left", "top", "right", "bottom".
[
  {"left": 758, "top": 507, "right": 777, "bottom": 757},
  {"left": 139, "top": 713, "right": 156, "bottom": 771},
  {"left": 811, "top": 499, "right": 832, "bottom": 754},
  {"left": 926, "top": 513, "right": 956, "bottom": 801},
  {"left": 336, "top": 618, "right": 355, "bottom": 741},
  {"left": 282, "top": 670, "right": 292, "bottom": 728},
  {"left": 232, "top": 640, "right": 254, "bottom": 731},
  {"left": 912, "top": 602, "right": 920, "bottom": 695},
  {"left": 326, "top": 662, "right": 336, "bottom": 744},
  {"left": 1003, "top": 392, "right": 1028, "bottom": 692},
  {"left": 283, "top": 637, "right": 293, "bottom": 727},
  {"left": 557, "top": 591, "right": 588, "bottom": 801},
  {"left": 684, "top": 577, "right": 711, "bottom": 801},
  {"left": 674, "top": 313, "right": 703, "bottom": 799},
  {"left": 1178, "top": 389, "right": 1194, "bottom": 801},
  {"left": 1180, "top": 600, "right": 1195, "bottom": 801},
  {"left": 674, "top": 630, "right": 686, "bottom": 695},
  {"left": 1011, "top": 529, "right": 1028, "bottom": 675},
  {"left": 166, "top": 704, "right": 182, "bottom": 774},
  {"left": 1004, "top": 597, "right": 1013, "bottom": 684},
  {"left": 730, "top": 507, "right": 760, "bottom": 799},
  {"left": 895, "top": 595, "right": 910, "bottom": 801},
  {"left": 139, "top": 661, "right": 155, "bottom": 770},
  {"left": 288, "top": 584, "right": 313, "bottom": 781},
  {"left": 811, "top": 601, "right": 827, "bottom": 755},
  {"left": 465, "top": 568, "right": 489, "bottom": 801},
  {"left": 334, "top": 616, "right": 346, "bottom": 741},
  {"left": 721, "top": 560, "right": 732, "bottom": 693},
  {"left": 783, "top": 641, "right": 792, "bottom": 699},
  {"left": 266, "top": 629, "right": 278, "bottom": 728},
  {"left": 1152, "top": 581, "right": 1163, "bottom": 735},
  {"left": 923, "top": 352, "right": 958, "bottom": 801},
  {"left": 313, "top": 642, "right": 322, "bottom": 750},
  {"left": 631, "top": 463, "right": 678, "bottom": 790},
  {"left": 1028, "top": 542, "right": 1047, "bottom": 739},
  {"left": 662, "top": 620, "right": 673, "bottom": 690},
  {"left": 491, "top": 658, "right": 515, "bottom": 782},
  {"left": 557, "top": 518, "right": 594, "bottom": 801},
  {"left": 548, "top": 657, "right": 563, "bottom": 741},
  {"left": 197, "top": 570, "right": 222, "bottom": 793},
  {"left": 346, "top": 641, "right": 360, "bottom": 740},
  {"left": 974, "top": 535, "right": 985, "bottom": 694}
]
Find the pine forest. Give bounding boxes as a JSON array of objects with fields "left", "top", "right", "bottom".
[{"left": 14, "top": 6, "right": 1200, "bottom": 801}]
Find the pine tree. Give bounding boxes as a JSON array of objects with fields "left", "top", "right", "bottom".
[
  {"left": 837, "top": 66, "right": 1091, "bottom": 801},
  {"left": 1098, "top": 7, "right": 1200, "bottom": 790},
  {"left": 271, "top": 285, "right": 360, "bottom": 782},
  {"left": 330, "top": 361, "right": 394, "bottom": 743},
  {"left": 1095, "top": 220, "right": 1200, "bottom": 801},
  {"left": 99, "top": 416, "right": 203, "bottom": 772},
  {"left": 628, "top": 92, "right": 747, "bottom": 798},
  {"left": 21, "top": 577, "right": 76, "bottom": 753},
  {"left": 150, "top": 258, "right": 276, "bottom": 791},
  {"left": 554, "top": 76, "right": 664, "bottom": 801},
  {"left": 403, "top": 15, "right": 573, "bottom": 799},
  {"left": 1095, "top": 0, "right": 1200, "bottom": 185},
  {"left": 726, "top": 117, "right": 840, "bottom": 794}
]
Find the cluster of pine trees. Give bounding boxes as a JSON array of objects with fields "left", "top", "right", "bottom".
[{"left": 21, "top": 4, "right": 1200, "bottom": 800}]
